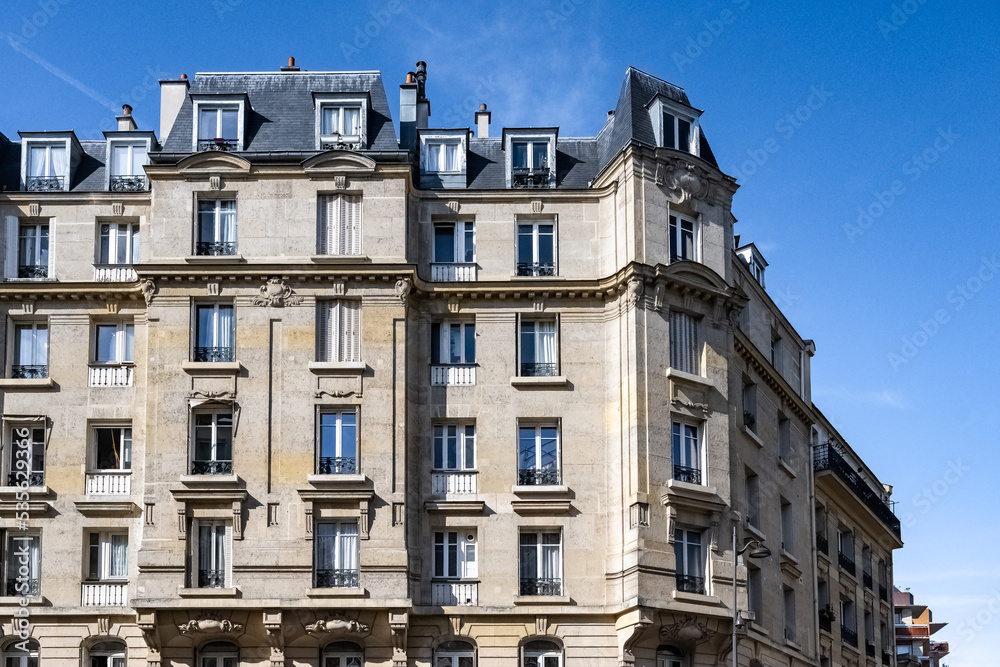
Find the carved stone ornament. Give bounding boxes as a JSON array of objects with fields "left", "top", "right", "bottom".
[
  {"left": 305, "top": 613, "right": 370, "bottom": 637},
  {"left": 626, "top": 278, "right": 644, "bottom": 306},
  {"left": 188, "top": 390, "right": 236, "bottom": 400},
  {"left": 140, "top": 278, "right": 156, "bottom": 306},
  {"left": 314, "top": 389, "right": 362, "bottom": 399},
  {"left": 251, "top": 278, "right": 304, "bottom": 307},
  {"left": 659, "top": 616, "right": 717, "bottom": 643},
  {"left": 395, "top": 277, "right": 412, "bottom": 305},
  {"left": 177, "top": 614, "right": 244, "bottom": 636},
  {"left": 661, "top": 162, "right": 709, "bottom": 203},
  {"left": 210, "top": 176, "right": 223, "bottom": 191},
  {"left": 29, "top": 202, "right": 41, "bottom": 218}
]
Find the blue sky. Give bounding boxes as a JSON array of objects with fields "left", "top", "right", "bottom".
[{"left": 3, "top": 0, "right": 998, "bottom": 662}]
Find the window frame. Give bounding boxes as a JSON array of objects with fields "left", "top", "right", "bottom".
[
  {"left": 191, "top": 519, "right": 231, "bottom": 589},
  {"left": 517, "top": 421, "right": 561, "bottom": 486},
  {"left": 668, "top": 310, "right": 700, "bottom": 375},
  {"left": 88, "top": 641, "right": 127, "bottom": 667},
  {"left": 425, "top": 140, "right": 463, "bottom": 173},
  {"left": 314, "top": 95, "right": 368, "bottom": 150},
  {"left": 12, "top": 320, "right": 48, "bottom": 376},
  {"left": 522, "top": 640, "right": 562, "bottom": 667},
  {"left": 316, "top": 299, "right": 362, "bottom": 363},
  {"left": 433, "top": 530, "right": 478, "bottom": 580},
  {"left": 91, "top": 424, "right": 133, "bottom": 472},
  {"left": 1, "top": 639, "right": 39, "bottom": 667},
  {"left": 23, "top": 140, "right": 70, "bottom": 189},
  {"left": 92, "top": 321, "right": 135, "bottom": 365},
  {"left": 671, "top": 420, "right": 703, "bottom": 485},
  {"left": 655, "top": 646, "right": 685, "bottom": 667},
  {"left": 192, "top": 99, "right": 244, "bottom": 152},
  {"left": 435, "top": 641, "right": 476, "bottom": 667},
  {"left": 97, "top": 222, "right": 140, "bottom": 267},
  {"left": 668, "top": 214, "right": 700, "bottom": 263},
  {"left": 431, "top": 321, "right": 476, "bottom": 366},
  {"left": 673, "top": 527, "right": 706, "bottom": 594},
  {"left": 86, "top": 530, "right": 129, "bottom": 582},
  {"left": 199, "top": 641, "right": 238, "bottom": 667},
  {"left": 191, "top": 407, "right": 234, "bottom": 475},
  {"left": 517, "top": 315, "right": 559, "bottom": 377},
  {"left": 5, "top": 422, "right": 46, "bottom": 488},
  {"left": 650, "top": 96, "right": 702, "bottom": 156},
  {"left": 195, "top": 199, "right": 238, "bottom": 256},
  {"left": 432, "top": 423, "right": 476, "bottom": 472},
  {"left": 313, "top": 519, "right": 360, "bottom": 588},
  {"left": 516, "top": 219, "right": 557, "bottom": 277},
  {"left": 322, "top": 642, "right": 364, "bottom": 667},
  {"left": 16, "top": 221, "right": 49, "bottom": 278},
  {"left": 518, "top": 529, "right": 563, "bottom": 596},
  {"left": 2, "top": 529, "right": 41, "bottom": 597},
  {"left": 745, "top": 470, "right": 760, "bottom": 527},
  {"left": 193, "top": 302, "right": 235, "bottom": 362},
  {"left": 433, "top": 221, "right": 476, "bottom": 264},
  {"left": 106, "top": 139, "right": 149, "bottom": 192},
  {"left": 316, "top": 408, "right": 359, "bottom": 475}
]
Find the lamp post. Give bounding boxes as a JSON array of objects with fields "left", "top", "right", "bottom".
[{"left": 732, "top": 525, "right": 772, "bottom": 667}]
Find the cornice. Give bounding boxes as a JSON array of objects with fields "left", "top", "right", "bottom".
[{"left": 734, "top": 333, "right": 812, "bottom": 425}]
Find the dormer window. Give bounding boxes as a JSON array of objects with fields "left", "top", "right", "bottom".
[
  {"left": 648, "top": 95, "right": 701, "bottom": 156},
  {"left": 192, "top": 96, "right": 246, "bottom": 152},
  {"left": 26, "top": 144, "right": 67, "bottom": 191},
  {"left": 419, "top": 130, "right": 468, "bottom": 189},
  {"left": 109, "top": 142, "right": 148, "bottom": 192},
  {"left": 662, "top": 112, "right": 695, "bottom": 153},
  {"left": 314, "top": 95, "right": 368, "bottom": 151},
  {"left": 426, "top": 142, "right": 460, "bottom": 172},
  {"left": 736, "top": 243, "right": 768, "bottom": 288},
  {"left": 504, "top": 130, "right": 557, "bottom": 189},
  {"left": 321, "top": 106, "right": 361, "bottom": 142}
]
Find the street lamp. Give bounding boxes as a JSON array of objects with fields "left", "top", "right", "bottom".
[{"left": 732, "top": 525, "right": 772, "bottom": 667}]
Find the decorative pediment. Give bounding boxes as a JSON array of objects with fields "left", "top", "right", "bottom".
[
  {"left": 660, "top": 261, "right": 731, "bottom": 294},
  {"left": 302, "top": 151, "right": 377, "bottom": 177},
  {"left": 176, "top": 152, "right": 252, "bottom": 176}
]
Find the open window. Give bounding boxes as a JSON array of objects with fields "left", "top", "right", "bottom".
[
  {"left": 431, "top": 221, "right": 475, "bottom": 281},
  {"left": 87, "top": 425, "right": 132, "bottom": 494},
  {"left": 314, "top": 94, "right": 368, "bottom": 150},
  {"left": 316, "top": 408, "right": 358, "bottom": 475},
  {"left": 5, "top": 421, "right": 46, "bottom": 488},
  {"left": 647, "top": 94, "right": 701, "bottom": 156},
  {"left": 518, "top": 316, "right": 558, "bottom": 377},
  {"left": 91, "top": 321, "right": 134, "bottom": 387},
  {"left": 671, "top": 421, "right": 702, "bottom": 485},
  {"left": 503, "top": 129, "right": 556, "bottom": 189}
]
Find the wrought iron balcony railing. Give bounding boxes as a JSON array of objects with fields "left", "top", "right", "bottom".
[
  {"left": 315, "top": 568, "right": 359, "bottom": 588},
  {"left": 26, "top": 175, "right": 64, "bottom": 191},
  {"left": 18, "top": 264, "right": 47, "bottom": 278},
  {"left": 193, "top": 346, "right": 234, "bottom": 362},
  {"left": 517, "top": 467, "right": 561, "bottom": 486},
  {"left": 863, "top": 571, "right": 873, "bottom": 589},
  {"left": 7, "top": 471, "right": 44, "bottom": 487},
  {"left": 819, "top": 615, "right": 832, "bottom": 633},
  {"left": 816, "top": 532, "right": 829, "bottom": 554},
  {"left": 512, "top": 167, "right": 551, "bottom": 188},
  {"left": 317, "top": 457, "right": 357, "bottom": 475},
  {"left": 672, "top": 464, "right": 702, "bottom": 485},
  {"left": 198, "top": 138, "right": 238, "bottom": 152},
  {"left": 5, "top": 578, "right": 40, "bottom": 596},
  {"left": 675, "top": 573, "right": 705, "bottom": 595},
  {"left": 841, "top": 625, "right": 858, "bottom": 648},
  {"left": 879, "top": 584, "right": 888, "bottom": 601},
  {"left": 11, "top": 364, "right": 47, "bottom": 379},
  {"left": 321, "top": 139, "right": 362, "bottom": 151},
  {"left": 190, "top": 460, "right": 233, "bottom": 475},
  {"left": 866, "top": 642, "right": 876, "bottom": 657},
  {"left": 520, "top": 362, "right": 558, "bottom": 377},
  {"left": 519, "top": 577, "right": 561, "bottom": 596},
  {"left": 516, "top": 262, "right": 556, "bottom": 277},
  {"left": 110, "top": 175, "right": 147, "bottom": 192},
  {"left": 881, "top": 650, "right": 891, "bottom": 665},
  {"left": 813, "top": 443, "right": 901, "bottom": 538},
  {"left": 839, "top": 551, "right": 856, "bottom": 576},
  {"left": 198, "top": 569, "right": 226, "bottom": 588},
  {"left": 195, "top": 241, "right": 237, "bottom": 256}
]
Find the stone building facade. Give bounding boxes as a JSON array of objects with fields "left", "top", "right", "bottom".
[{"left": 0, "top": 61, "right": 901, "bottom": 667}]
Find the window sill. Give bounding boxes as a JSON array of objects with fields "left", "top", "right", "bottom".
[
  {"left": 748, "top": 621, "right": 769, "bottom": 637},
  {"left": 306, "top": 587, "right": 366, "bottom": 598},
  {"left": 308, "top": 361, "right": 366, "bottom": 375},
  {"left": 178, "top": 474, "right": 240, "bottom": 486},
  {"left": 778, "top": 458, "right": 796, "bottom": 478},
  {"left": 177, "top": 586, "right": 238, "bottom": 598},
  {"left": 74, "top": 500, "right": 138, "bottom": 517},
  {"left": 182, "top": 361, "right": 241, "bottom": 375},
  {"left": 746, "top": 523, "right": 766, "bottom": 542},
  {"left": 511, "top": 484, "right": 569, "bottom": 495},
  {"left": 510, "top": 375, "right": 568, "bottom": 388},
  {"left": 742, "top": 425, "right": 764, "bottom": 448},
  {"left": 779, "top": 550, "right": 802, "bottom": 578},
  {"left": 0, "top": 595, "right": 44, "bottom": 606},
  {"left": 666, "top": 367, "right": 713, "bottom": 390},
  {"left": 0, "top": 485, "right": 51, "bottom": 498},
  {"left": 784, "top": 638, "right": 802, "bottom": 651},
  {"left": 306, "top": 473, "right": 368, "bottom": 486},
  {"left": 672, "top": 590, "right": 723, "bottom": 606},
  {"left": 513, "top": 595, "right": 571, "bottom": 605},
  {"left": 424, "top": 499, "right": 486, "bottom": 514},
  {"left": 310, "top": 254, "right": 371, "bottom": 264},
  {"left": 184, "top": 255, "right": 245, "bottom": 264},
  {"left": 0, "top": 377, "right": 55, "bottom": 389},
  {"left": 665, "top": 478, "right": 718, "bottom": 497}
]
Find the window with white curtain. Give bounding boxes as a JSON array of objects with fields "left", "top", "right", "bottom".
[
  {"left": 671, "top": 421, "right": 702, "bottom": 485},
  {"left": 2, "top": 639, "right": 39, "bottom": 667},
  {"left": 669, "top": 311, "right": 699, "bottom": 375},
  {"left": 194, "top": 303, "right": 234, "bottom": 362},
  {"left": 109, "top": 142, "right": 148, "bottom": 191},
  {"left": 518, "top": 531, "right": 562, "bottom": 596},
  {"left": 192, "top": 409, "right": 233, "bottom": 475},
  {"left": 673, "top": 528, "right": 705, "bottom": 594},
  {"left": 517, "top": 423, "right": 559, "bottom": 486},
  {"left": 93, "top": 426, "right": 132, "bottom": 472},
  {"left": 317, "top": 409, "right": 358, "bottom": 475},
  {"left": 193, "top": 520, "right": 230, "bottom": 588},
  {"left": 26, "top": 143, "right": 68, "bottom": 186},
  {"left": 98, "top": 223, "right": 139, "bottom": 266},
  {"left": 94, "top": 322, "right": 134, "bottom": 364},
  {"left": 89, "top": 641, "right": 126, "bottom": 667},
  {"left": 13, "top": 322, "right": 48, "bottom": 376},
  {"left": 522, "top": 640, "right": 561, "bottom": 667},
  {"left": 321, "top": 106, "right": 362, "bottom": 138},
  {"left": 317, "top": 300, "right": 361, "bottom": 363},
  {"left": 519, "top": 318, "right": 558, "bottom": 377},
  {"left": 197, "top": 106, "right": 240, "bottom": 150},
  {"left": 17, "top": 222, "right": 48, "bottom": 278},
  {"left": 196, "top": 200, "right": 237, "bottom": 255},
  {"left": 431, "top": 321, "right": 476, "bottom": 365},
  {"left": 669, "top": 214, "right": 698, "bottom": 262},
  {"left": 433, "top": 424, "right": 476, "bottom": 471},
  {"left": 318, "top": 194, "right": 362, "bottom": 255},
  {"left": 314, "top": 520, "right": 359, "bottom": 588},
  {"left": 323, "top": 642, "right": 364, "bottom": 667},
  {"left": 6, "top": 424, "right": 45, "bottom": 487},
  {"left": 426, "top": 142, "right": 461, "bottom": 172},
  {"left": 434, "top": 530, "right": 477, "bottom": 579},
  {"left": 87, "top": 532, "right": 128, "bottom": 581},
  {"left": 3, "top": 531, "right": 41, "bottom": 596}
]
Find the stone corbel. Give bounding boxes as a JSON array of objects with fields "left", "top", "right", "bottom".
[
  {"left": 360, "top": 499, "right": 370, "bottom": 540},
  {"left": 177, "top": 508, "right": 187, "bottom": 540},
  {"left": 304, "top": 502, "right": 314, "bottom": 540},
  {"left": 615, "top": 608, "right": 653, "bottom": 667},
  {"left": 137, "top": 611, "right": 161, "bottom": 667},
  {"left": 709, "top": 512, "right": 721, "bottom": 554},
  {"left": 233, "top": 501, "right": 243, "bottom": 540},
  {"left": 653, "top": 283, "right": 665, "bottom": 311},
  {"left": 389, "top": 610, "right": 408, "bottom": 667},
  {"left": 666, "top": 506, "right": 677, "bottom": 543},
  {"left": 263, "top": 610, "right": 284, "bottom": 667}
]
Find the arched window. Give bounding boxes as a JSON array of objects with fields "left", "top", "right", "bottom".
[
  {"left": 322, "top": 641, "right": 363, "bottom": 667},
  {"left": 656, "top": 646, "right": 685, "bottom": 667},
  {"left": 200, "top": 641, "right": 238, "bottom": 667},
  {"left": 435, "top": 640, "right": 475, "bottom": 667},
  {"left": 89, "top": 640, "right": 126, "bottom": 667},
  {"left": 522, "top": 640, "right": 561, "bottom": 667},
  {"left": 2, "top": 639, "right": 39, "bottom": 667}
]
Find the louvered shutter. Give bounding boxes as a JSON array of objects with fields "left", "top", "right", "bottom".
[
  {"left": 190, "top": 518, "right": 200, "bottom": 588},
  {"left": 317, "top": 301, "right": 332, "bottom": 362},
  {"left": 224, "top": 522, "right": 233, "bottom": 588},
  {"left": 344, "top": 196, "right": 361, "bottom": 255},
  {"left": 318, "top": 196, "right": 331, "bottom": 254},
  {"left": 4, "top": 216, "right": 18, "bottom": 279},
  {"left": 669, "top": 312, "right": 699, "bottom": 375},
  {"left": 342, "top": 300, "right": 361, "bottom": 362}
]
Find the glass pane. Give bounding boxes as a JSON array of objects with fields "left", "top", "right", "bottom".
[
  {"left": 50, "top": 147, "right": 66, "bottom": 176},
  {"left": 446, "top": 425, "right": 457, "bottom": 469},
  {"left": 537, "top": 225, "right": 554, "bottom": 264},
  {"left": 445, "top": 143, "right": 459, "bottom": 171},
  {"left": 463, "top": 225, "right": 475, "bottom": 262},
  {"left": 96, "top": 429, "right": 121, "bottom": 469},
  {"left": 322, "top": 107, "right": 338, "bottom": 135},
  {"left": 464, "top": 324, "right": 475, "bottom": 363},
  {"left": 132, "top": 145, "right": 147, "bottom": 175},
  {"left": 678, "top": 118, "right": 691, "bottom": 152},
  {"left": 449, "top": 325, "right": 462, "bottom": 364},
  {"left": 320, "top": 412, "right": 338, "bottom": 459},
  {"left": 220, "top": 109, "right": 238, "bottom": 140},
  {"left": 194, "top": 415, "right": 213, "bottom": 461},
  {"left": 436, "top": 658, "right": 453, "bottom": 667},
  {"left": 519, "top": 427, "right": 537, "bottom": 469},
  {"left": 16, "top": 326, "right": 33, "bottom": 364},
  {"left": 116, "top": 225, "right": 129, "bottom": 264},
  {"left": 29, "top": 146, "right": 46, "bottom": 177},
  {"left": 458, "top": 658, "right": 473, "bottom": 667},
  {"left": 197, "top": 306, "right": 214, "bottom": 347},
  {"left": 95, "top": 325, "right": 117, "bottom": 362},
  {"left": 464, "top": 426, "right": 475, "bottom": 469},
  {"left": 198, "top": 109, "right": 217, "bottom": 140},
  {"left": 435, "top": 226, "right": 455, "bottom": 263},
  {"left": 517, "top": 225, "right": 534, "bottom": 264},
  {"left": 131, "top": 224, "right": 140, "bottom": 263},
  {"left": 32, "top": 326, "right": 47, "bottom": 365},
  {"left": 663, "top": 113, "right": 675, "bottom": 148},
  {"left": 198, "top": 202, "right": 217, "bottom": 244},
  {"left": 448, "top": 532, "right": 458, "bottom": 576},
  {"left": 539, "top": 427, "right": 558, "bottom": 469},
  {"left": 111, "top": 145, "right": 130, "bottom": 176},
  {"left": 513, "top": 142, "right": 528, "bottom": 169},
  {"left": 216, "top": 414, "right": 233, "bottom": 460},
  {"left": 427, "top": 143, "right": 441, "bottom": 171},
  {"left": 532, "top": 142, "right": 548, "bottom": 169},
  {"left": 100, "top": 224, "right": 111, "bottom": 264},
  {"left": 340, "top": 412, "right": 357, "bottom": 460},
  {"left": 124, "top": 324, "right": 135, "bottom": 362},
  {"left": 110, "top": 533, "right": 128, "bottom": 577},
  {"left": 433, "top": 426, "right": 443, "bottom": 469},
  {"left": 344, "top": 108, "right": 360, "bottom": 135}
]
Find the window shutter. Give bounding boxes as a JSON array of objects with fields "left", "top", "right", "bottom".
[
  {"left": 190, "top": 518, "right": 200, "bottom": 588},
  {"left": 317, "top": 302, "right": 332, "bottom": 362},
  {"left": 430, "top": 323, "right": 441, "bottom": 365},
  {"left": 224, "top": 522, "right": 233, "bottom": 588},
  {"left": 317, "top": 196, "right": 330, "bottom": 254},
  {"left": 346, "top": 196, "right": 361, "bottom": 255},
  {"left": 4, "top": 216, "right": 18, "bottom": 279},
  {"left": 669, "top": 312, "right": 699, "bottom": 375},
  {"left": 342, "top": 300, "right": 361, "bottom": 362},
  {"left": 336, "top": 195, "right": 348, "bottom": 255},
  {"left": 463, "top": 536, "right": 477, "bottom": 578}
]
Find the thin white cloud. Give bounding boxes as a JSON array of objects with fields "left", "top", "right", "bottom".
[{"left": 813, "top": 385, "right": 908, "bottom": 409}]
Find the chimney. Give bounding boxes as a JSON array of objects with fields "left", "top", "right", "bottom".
[
  {"left": 281, "top": 56, "right": 300, "bottom": 72},
  {"left": 117, "top": 104, "right": 137, "bottom": 132},
  {"left": 607, "top": 110, "right": 615, "bottom": 121},
  {"left": 475, "top": 103, "right": 491, "bottom": 138},
  {"left": 414, "top": 61, "right": 430, "bottom": 131},
  {"left": 399, "top": 71, "right": 418, "bottom": 152},
  {"left": 159, "top": 73, "right": 190, "bottom": 144}
]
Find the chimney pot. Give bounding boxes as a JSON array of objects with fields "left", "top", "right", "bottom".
[
  {"left": 180, "top": 73, "right": 187, "bottom": 80},
  {"left": 479, "top": 103, "right": 487, "bottom": 112},
  {"left": 123, "top": 104, "right": 133, "bottom": 117},
  {"left": 406, "top": 72, "right": 414, "bottom": 84},
  {"left": 288, "top": 56, "right": 295, "bottom": 67},
  {"left": 607, "top": 110, "right": 614, "bottom": 118}
]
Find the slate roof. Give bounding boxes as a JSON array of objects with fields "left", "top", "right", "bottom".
[{"left": 158, "top": 72, "right": 398, "bottom": 154}]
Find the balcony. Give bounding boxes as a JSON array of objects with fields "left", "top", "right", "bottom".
[
  {"left": 432, "top": 581, "right": 478, "bottom": 606},
  {"left": 194, "top": 347, "right": 235, "bottom": 363},
  {"left": 198, "top": 569, "right": 226, "bottom": 588},
  {"left": 517, "top": 468, "right": 561, "bottom": 486},
  {"left": 675, "top": 574, "right": 705, "bottom": 595},
  {"left": 81, "top": 581, "right": 128, "bottom": 606},
  {"left": 94, "top": 264, "right": 137, "bottom": 282},
  {"left": 195, "top": 241, "right": 237, "bottom": 256},
  {"left": 316, "top": 457, "right": 356, "bottom": 475},
  {"left": 839, "top": 551, "right": 856, "bottom": 576},
  {"left": 11, "top": 365, "right": 47, "bottom": 379},
  {"left": 89, "top": 365, "right": 134, "bottom": 387},
  {"left": 315, "top": 568, "right": 359, "bottom": 588},
  {"left": 841, "top": 625, "right": 858, "bottom": 648},
  {"left": 26, "top": 175, "right": 64, "bottom": 191},
  {"left": 17, "top": 264, "right": 48, "bottom": 279},
  {"left": 863, "top": 571, "right": 873, "bottom": 589},
  {"left": 198, "top": 138, "right": 238, "bottom": 152},
  {"left": 110, "top": 175, "right": 147, "bottom": 192},
  {"left": 430, "top": 263, "right": 477, "bottom": 282},
  {"left": 431, "top": 364, "right": 476, "bottom": 386},
  {"left": 672, "top": 464, "right": 702, "bottom": 485},
  {"left": 519, "top": 577, "right": 561, "bottom": 596},
  {"left": 431, "top": 471, "right": 477, "bottom": 495},
  {"left": 85, "top": 472, "right": 131, "bottom": 495},
  {"left": 516, "top": 262, "right": 556, "bottom": 277},
  {"left": 512, "top": 167, "right": 550, "bottom": 189},
  {"left": 190, "top": 460, "right": 233, "bottom": 475},
  {"left": 866, "top": 642, "right": 876, "bottom": 658},
  {"left": 7, "top": 471, "right": 44, "bottom": 487},
  {"left": 5, "top": 578, "right": 40, "bottom": 596},
  {"left": 321, "top": 138, "right": 362, "bottom": 151},
  {"left": 881, "top": 650, "right": 891, "bottom": 665},
  {"left": 813, "top": 443, "right": 901, "bottom": 538},
  {"left": 879, "top": 583, "right": 888, "bottom": 601},
  {"left": 816, "top": 532, "right": 829, "bottom": 555},
  {"left": 520, "top": 362, "right": 558, "bottom": 377},
  {"left": 820, "top": 615, "right": 832, "bottom": 633}
]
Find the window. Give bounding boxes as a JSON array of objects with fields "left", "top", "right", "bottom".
[
  {"left": 17, "top": 222, "right": 48, "bottom": 278},
  {"left": 12, "top": 322, "right": 48, "bottom": 378},
  {"left": 434, "top": 531, "right": 477, "bottom": 579},
  {"left": 93, "top": 426, "right": 132, "bottom": 472},
  {"left": 671, "top": 421, "right": 702, "bottom": 484},
  {"left": 748, "top": 565, "right": 763, "bottom": 621},
  {"left": 783, "top": 587, "right": 796, "bottom": 641},
  {"left": 511, "top": 140, "right": 551, "bottom": 188},
  {"left": 433, "top": 424, "right": 476, "bottom": 471},
  {"left": 518, "top": 318, "right": 558, "bottom": 376},
  {"left": 3, "top": 531, "right": 40, "bottom": 596},
  {"left": 778, "top": 416, "right": 791, "bottom": 460},
  {"left": 745, "top": 253, "right": 765, "bottom": 286},
  {"left": 109, "top": 143, "right": 148, "bottom": 191},
  {"left": 862, "top": 545, "right": 873, "bottom": 588},
  {"left": 317, "top": 300, "right": 361, "bottom": 363},
  {"left": 197, "top": 106, "right": 240, "bottom": 151},
  {"left": 669, "top": 215, "right": 698, "bottom": 262},
  {"left": 517, "top": 222, "right": 555, "bottom": 276},
  {"left": 662, "top": 111, "right": 696, "bottom": 153},
  {"left": 193, "top": 520, "right": 230, "bottom": 588},
  {"left": 669, "top": 311, "right": 699, "bottom": 374},
  {"left": 314, "top": 520, "right": 359, "bottom": 588},
  {"left": 838, "top": 527, "right": 855, "bottom": 572},
  {"left": 94, "top": 322, "right": 134, "bottom": 365},
  {"left": 789, "top": 350, "right": 802, "bottom": 395},
  {"left": 742, "top": 379, "right": 757, "bottom": 431},
  {"left": 318, "top": 194, "right": 362, "bottom": 255},
  {"left": 86, "top": 532, "right": 128, "bottom": 581},
  {"left": 426, "top": 141, "right": 461, "bottom": 172},
  {"left": 780, "top": 498, "right": 794, "bottom": 554},
  {"left": 89, "top": 641, "right": 126, "bottom": 667},
  {"left": 196, "top": 200, "right": 237, "bottom": 256},
  {"left": 517, "top": 423, "right": 559, "bottom": 486},
  {"left": 6, "top": 425, "right": 45, "bottom": 487},
  {"left": 865, "top": 608, "right": 875, "bottom": 646},
  {"left": 841, "top": 598, "right": 858, "bottom": 646},
  {"left": 316, "top": 409, "right": 357, "bottom": 475},
  {"left": 320, "top": 105, "right": 362, "bottom": 146},
  {"left": 519, "top": 531, "right": 561, "bottom": 596},
  {"left": 98, "top": 223, "right": 139, "bottom": 267},
  {"left": 192, "top": 410, "right": 233, "bottom": 475},
  {"left": 2, "top": 639, "right": 38, "bottom": 667},
  {"left": 674, "top": 528, "right": 704, "bottom": 594},
  {"left": 26, "top": 143, "right": 67, "bottom": 189},
  {"left": 200, "top": 642, "right": 238, "bottom": 667},
  {"left": 323, "top": 642, "right": 363, "bottom": 667},
  {"left": 523, "top": 641, "right": 561, "bottom": 667},
  {"left": 771, "top": 331, "right": 783, "bottom": 373},
  {"left": 435, "top": 641, "right": 475, "bottom": 667},
  {"left": 194, "top": 303, "right": 234, "bottom": 362},
  {"left": 431, "top": 322, "right": 476, "bottom": 365},
  {"left": 433, "top": 222, "right": 475, "bottom": 263},
  {"left": 893, "top": 610, "right": 903, "bottom": 625},
  {"left": 745, "top": 471, "right": 760, "bottom": 527},
  {"left": 656, "top": 647, "right": 684, "bottom": 667}
]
